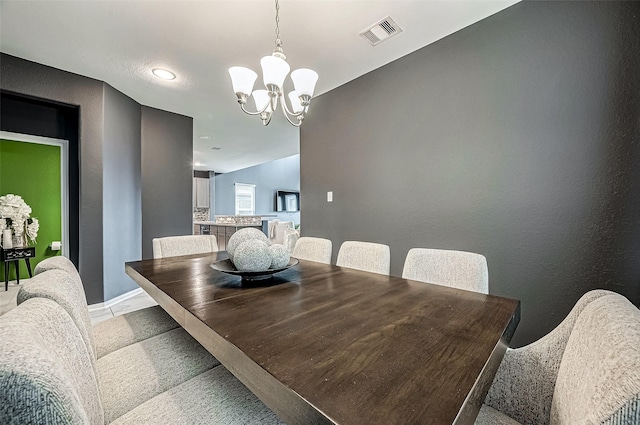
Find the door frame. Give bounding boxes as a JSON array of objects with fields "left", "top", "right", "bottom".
[{"left": 0, "top": 131, "right": 69, "bottom": 256}]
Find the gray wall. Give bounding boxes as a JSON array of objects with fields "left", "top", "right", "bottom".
[
  {"left": 215, "top": 154, "right": 300, "bottom": 224},
  {"left": 1, "top": 54, "right": 194, "bottom": 302},
  {"left": 141, "top": 106, "right": 193, "bottom": 259},
  {"left": 1, "top": 54, "right": 106, "bottom": 302},
  {"left": 103, "top": 84, "right": 142, "bottom": 300},
  {"left": 300, "top": 1, "right": 640, "bottom": 346}
]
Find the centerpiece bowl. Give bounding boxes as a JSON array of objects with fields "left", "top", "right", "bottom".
[{"left": 211, "top": 258, "right": 298, "bottom": 282}]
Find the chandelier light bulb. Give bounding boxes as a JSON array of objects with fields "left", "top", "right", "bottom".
[
  {"left": 288, "top": 91, "right": 304, "bottom": 113},
  {"left": 291, "top": 69, "right": 319, "bottom": 97},
  {"left": 252, "top": 90, "right": 272, "bottom": 112},
  {"left": 260, "top": 55, "right": 290, "bottom": 90},
  {"left": 229, "top": 67, "right": 258, "bottom": 96}
]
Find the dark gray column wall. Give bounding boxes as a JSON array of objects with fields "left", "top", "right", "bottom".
[
  {"left": 0, "top": 54, "right": 106, "bottom": 303},
  {"left": 300, "top": 1, "right": 640, "bottom": 346},
  {"left": 1, "top": 54, "right": 194, "bottom": 302},
  {"left": 102, "top": 84, "right": 142, "bottom": 300},
  {"left": 141, "top": 106, "right": 193, "bottom": 259}
]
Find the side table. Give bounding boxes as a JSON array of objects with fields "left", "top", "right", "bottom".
[{"left": 1, "top": 247, "right": 35, "bottom": 291}]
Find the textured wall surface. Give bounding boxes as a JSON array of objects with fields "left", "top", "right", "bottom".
[
  {"left": 215, "top": 154, "right": 300, "bottom": 224},
  {"left": 301, "top": 1, "right": 640, "bottom": 346},
  {"left": 102, "top": 84, "right": 142, "bottom": 299},
  {"left": 1, "top": 54, "right": 105, "bottom": 303},
  {"left": 141, "top": 106, "right": 193, "bottom": 259}
]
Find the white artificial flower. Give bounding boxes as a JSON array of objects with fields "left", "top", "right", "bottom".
[
  {"left": 0, "top": 194, "right": 38, "bottom": 244},
  {"left": 26, "top": 218, "right": 39, "bottom": 243}
]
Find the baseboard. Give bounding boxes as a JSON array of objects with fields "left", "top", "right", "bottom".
[{"left": 87, "top": 287, "right": 143, "bottom": 312}]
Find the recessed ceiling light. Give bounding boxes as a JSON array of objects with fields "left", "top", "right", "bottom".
[
  {"left": 199, "top": 135, "right": 211, "bottom": 140},
  {"left": 152, "top": 68, "right": 176, "bottom": 80}
]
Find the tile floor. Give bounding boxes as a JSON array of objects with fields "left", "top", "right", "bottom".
[{"left": 0, "top": 279, "right": 157, "bottom": 323}]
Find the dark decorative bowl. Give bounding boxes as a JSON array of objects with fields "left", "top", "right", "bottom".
[{"left": 210, "top": 258, "right": 299, "bottom": 281}]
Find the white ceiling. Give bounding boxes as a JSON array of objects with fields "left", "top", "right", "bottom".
[{"left": 0, "top": 0, "right": 518, "bottom": 173}]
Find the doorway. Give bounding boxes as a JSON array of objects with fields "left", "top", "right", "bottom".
[{"left": 0, "top": 131, "right": 68, "bottom": 282}]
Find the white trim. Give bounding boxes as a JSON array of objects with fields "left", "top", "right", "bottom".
[
  {"left": 87, "top": 287, "right": 143, "bottom": 312},
  {"left": 0, "top": 131, "right": 69, "bottom": 257}
]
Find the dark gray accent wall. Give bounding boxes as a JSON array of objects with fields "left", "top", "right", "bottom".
[
  {"left": 141, "top": 106, "right": 193, "bottom": 259},
  {"left": 1, "top": 53, "right": 106, "bottom": 303},
  {"left": 215, "top": 154, "right": 300, "bottom": 224},
  {"left": 300, "top": 1, "right": 640, "bottom": 346},
  {"left": 102, "top": 84, "right": 142, "bottom": 300}
]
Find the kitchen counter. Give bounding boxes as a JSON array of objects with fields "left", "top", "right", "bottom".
[
  {"left": 194, "top": 221, "right": 268, "bottom": 251},
  {"left": 193, "top": 221, "right": 264, "bottom": 227}
]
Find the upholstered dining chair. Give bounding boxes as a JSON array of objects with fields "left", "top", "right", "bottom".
[
  {"left": 268, "top": 221, "right": 294, "bottom": 245},
  {"left": 476, "top": 289, "right": 640, "bottom": 425},
  {"left": 152, "top": 235, "right": 218, "bottom": 259},
  {"left": 29, "top": 256, "right": 179, "bottom": 359},
  {"left": 291, "top": 237, "right": 332, "bottom": 264},
  {"left": 402, "top": 248, "right": 489, "bottom": 293},
  {"left": 336, "top": 241, "right": 390, "bottom": 275}
]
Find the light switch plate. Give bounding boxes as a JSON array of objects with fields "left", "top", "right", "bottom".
[{"left": 327, "top": 191, "right": 333, "bottom": 202}]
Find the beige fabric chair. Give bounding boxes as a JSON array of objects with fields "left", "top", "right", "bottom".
[
  {"left": 152, "top": 234, "right": 218, "bottom": 259},
  {"left": 283, "top": 227, "right": 300, "bottom": 253},
  {"left": 336, "top": 241, "right": 390, "bottom": 275},
  {"left": 0, "top": 297, "right": 284, "bottom": 424},
  {"left": 32, "top": 256, "right": 179, "bottom": 358},
  {"left": 402, "top": 248, "right": 489, "bottom": 293},
  {"left": 292, "top": 237, "right": 332, "bottom": 264},
  {"left": 476, "top": 289, "right": 640, "bottom": 425},
  {"left": 268, "top": 221, "right": 294, "bottom": 245},
  {"left": 17, "top": 269, "right": 219, "bottom": 423}
]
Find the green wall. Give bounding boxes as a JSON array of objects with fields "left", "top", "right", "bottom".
[{"left": 0, "top": 139, "right": 62, "bottom": 282}]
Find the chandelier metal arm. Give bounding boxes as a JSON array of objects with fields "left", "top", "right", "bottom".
[
  {"left": 279, "top": 95, "right": 304, "bottom": 127},
  {"left": 240, "top": 102, "right": 269, "bottom": 116}
]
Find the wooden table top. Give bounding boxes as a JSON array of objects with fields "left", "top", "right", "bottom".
[{"left": 126, "top": 252, "right": 520, "bottom": 425}]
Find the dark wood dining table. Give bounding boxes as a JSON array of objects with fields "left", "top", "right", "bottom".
[{"left": 125, "top": 251, "right": 520, "bottom": 425}]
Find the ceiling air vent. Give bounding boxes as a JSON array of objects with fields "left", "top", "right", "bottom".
[{"left": 360, "top": 16, "right": 403, "bottom": 46}]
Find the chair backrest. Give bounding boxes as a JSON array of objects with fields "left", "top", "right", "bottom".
[
  {"left": 0, "top": 297, "right": 103, "bottom": 425},
  {"left": 551, "top": 293, "right": 640, "bottom": 424},
  {"left": 269, "top": 221, "right": 294, "bottom": 245},
  {"left": 18, "top": 268, "right": 97, "bottom": 362},
  {"left": 283, "top": 228, "right": 300, "bottom": 253},
  {"left": 292, "top": 237, "right": 332, "bottom": 264},
  {"left": 402, "top": 248, "right": 489, "bottom": 293},
  {"left": 152, "top": 234, "right": 218, "bottom": 258},
  {"left": 336, "top": 241, "right": 390, "bottom": 275},
  {"left": 34, "top": 254, "right": 82, "bottom": 284}
]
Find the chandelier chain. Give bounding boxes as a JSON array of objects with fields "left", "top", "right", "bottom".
[{"left": 275, "top": 0, "right": 281, "bottom": 47}]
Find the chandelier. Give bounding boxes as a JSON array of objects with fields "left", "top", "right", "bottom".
[{"left": 228, "top": 0, "right": 318, "bottom": 127}]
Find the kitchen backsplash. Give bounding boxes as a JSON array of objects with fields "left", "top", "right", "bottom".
[{"left": 193, "top": 207, "right": 210, "bottom": 222}]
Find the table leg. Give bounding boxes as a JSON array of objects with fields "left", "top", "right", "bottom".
[
  {"left": 25, "top": 258, "right": 33, "bottom": 278},
  {"left": 4, "top": 262, "right": 8, "bottom": 291},
  {"left": 15, "top": 262, "right": 20, "bottom": 285}
]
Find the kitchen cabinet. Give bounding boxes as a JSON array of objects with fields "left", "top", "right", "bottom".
[{"left": 194, "top": 177, "right": 209, "bottom": 208}]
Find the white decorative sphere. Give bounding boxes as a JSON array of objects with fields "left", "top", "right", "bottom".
[
  {"left": 227, "top": 227, "right": 269, "bottom": 261},
  {"left": 233, "top": 240, "right": 272, "bottom": 272},
  {"left": 269, "top": 244, "right": 290, "bottom": 269}
]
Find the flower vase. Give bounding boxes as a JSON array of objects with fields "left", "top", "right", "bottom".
[
  {"left": 13, "top": 233, "right": 26, "bottom": 248},
  {"left": 2, "top": 229, "right": 13, "bottom": 249}
]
